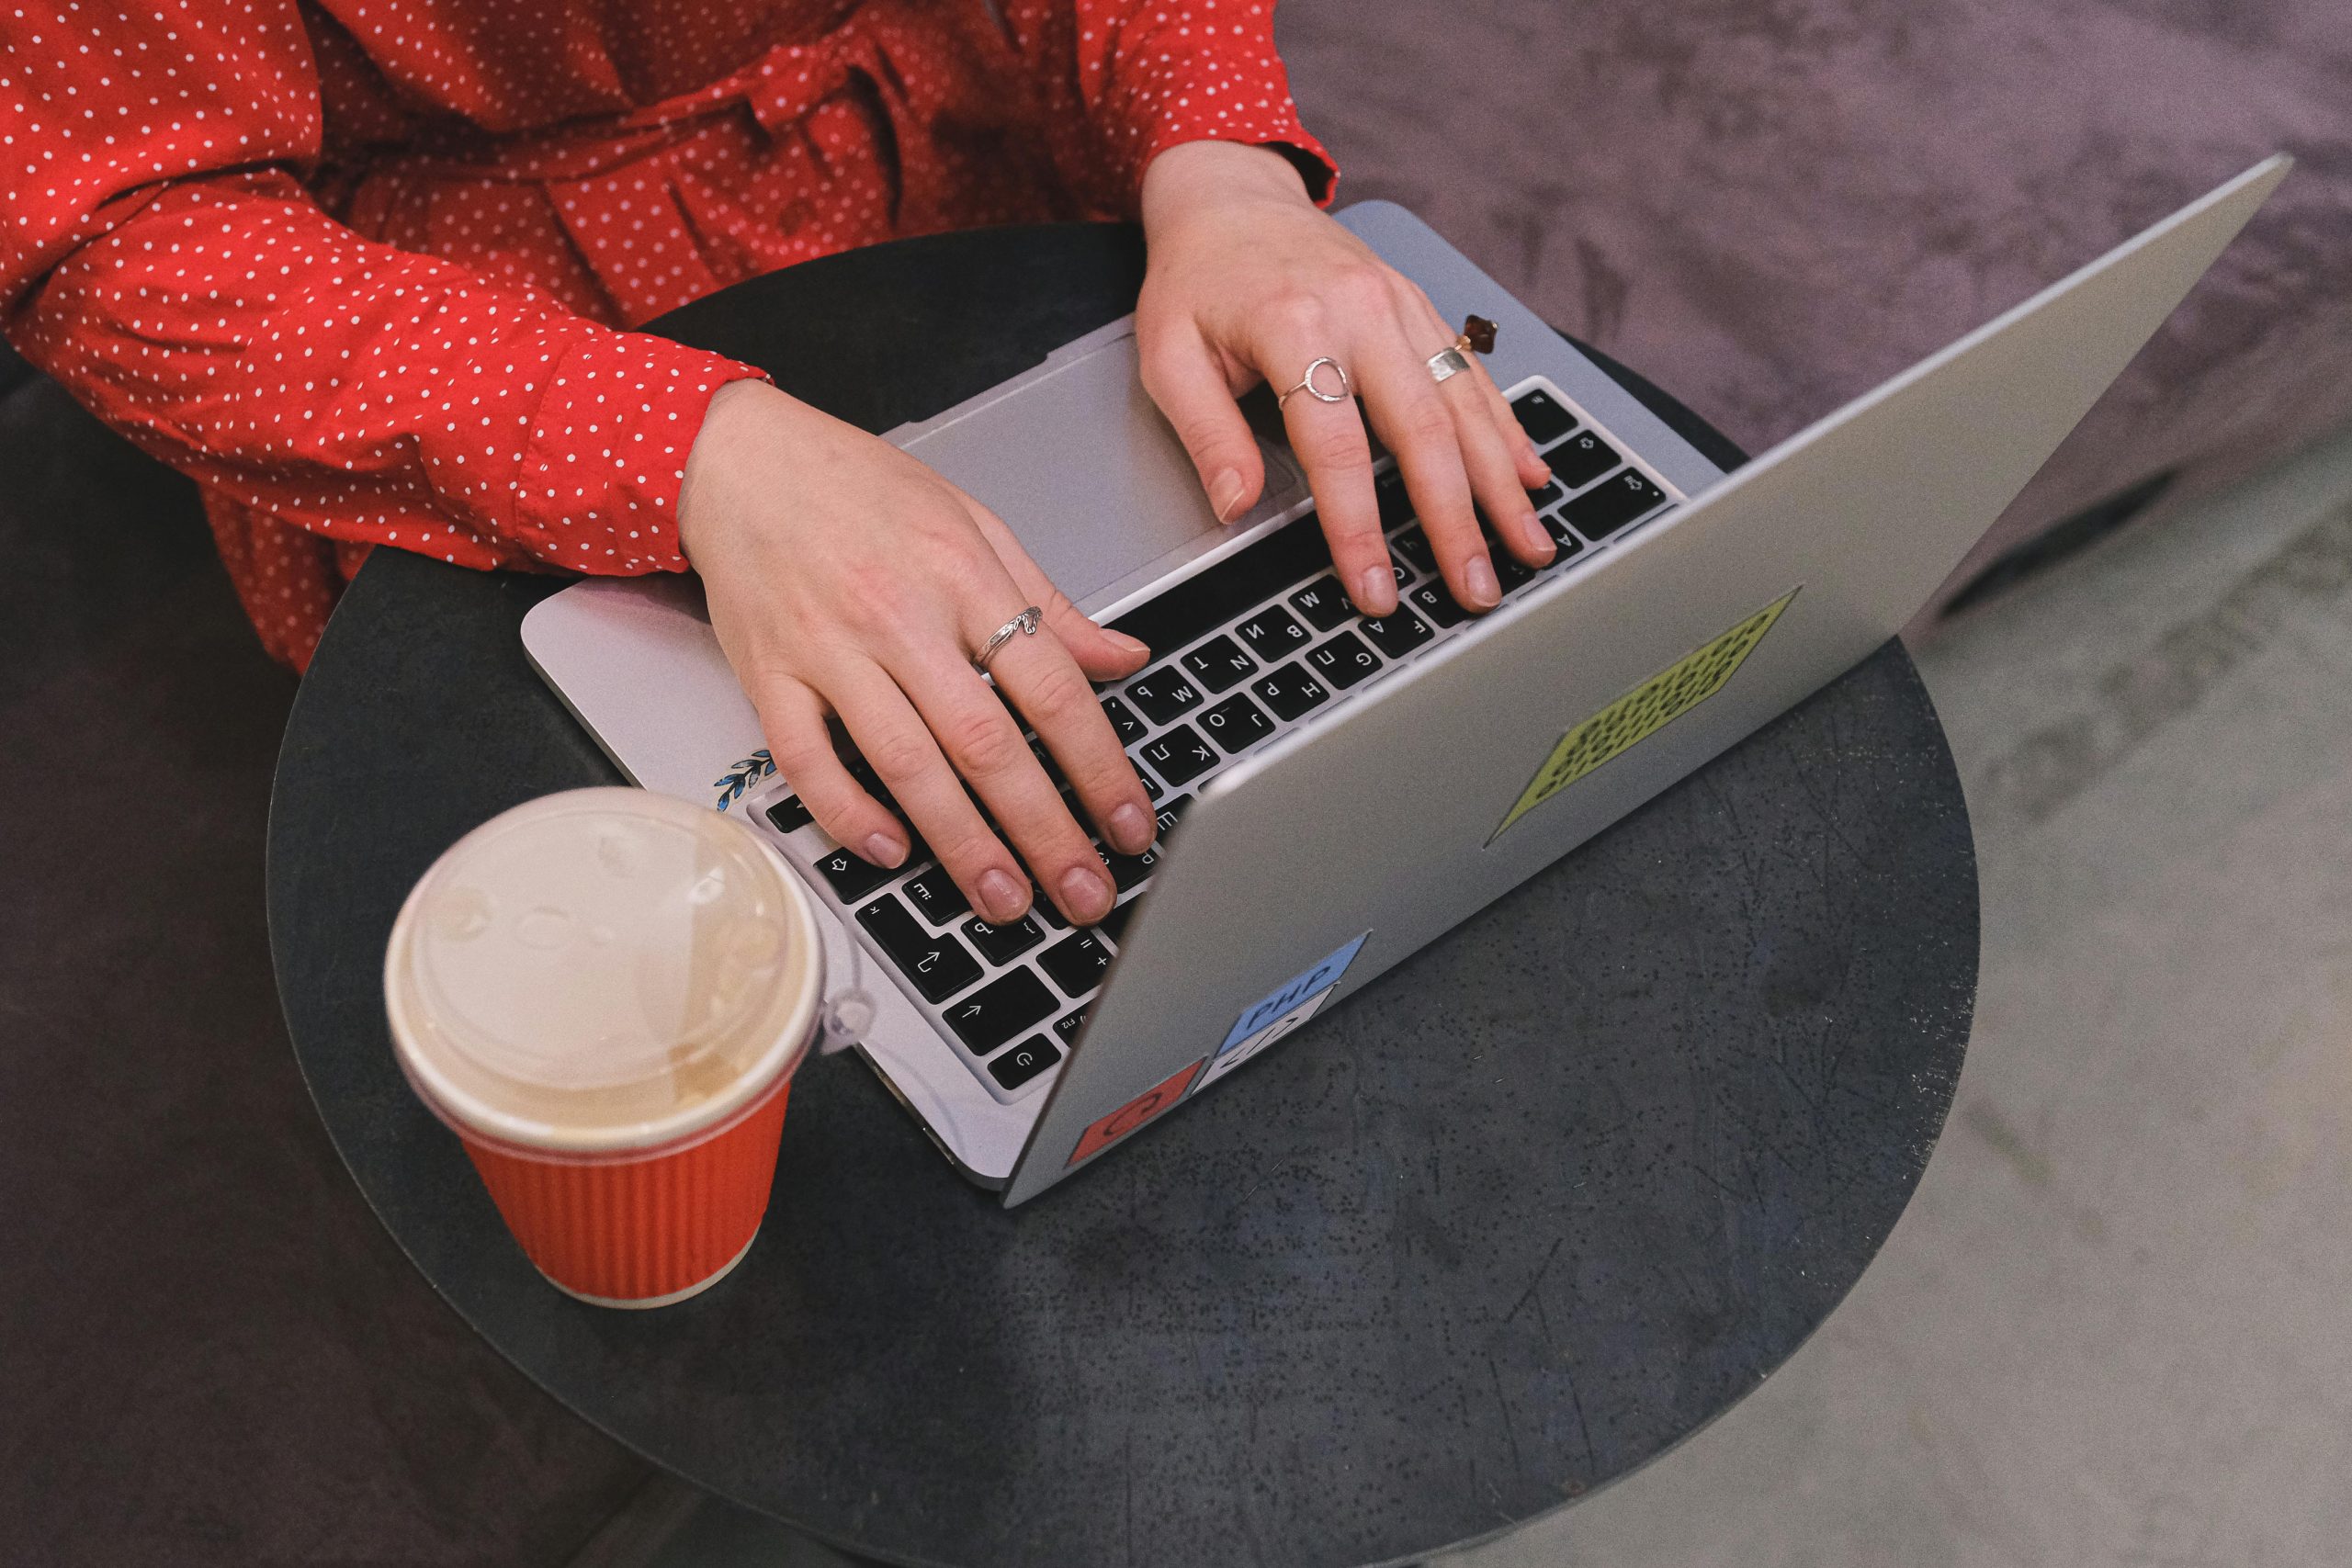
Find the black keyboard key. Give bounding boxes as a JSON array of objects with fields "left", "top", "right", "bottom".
[
  {"left": 1548, "top": 429, "right": 1621, "bottom": 490},
  {"left": 856, "top": 895, "right": 983, "bottom": 1003},
  {"left": 1538, "top": 513, "right": 1590, "bottom": 566},
  {"left": 1528, "top": 478, "right": 1564, "bottom": 510},
  {"left": 1199, "top": 693, "right": 1276, "bottom": 754},
  {"left": 1374, "top": 466, "right": 1415, "bottom": 528},
  {"left": 1139, "top": 723, "right": 1219, "bottom": 786},
  {"left": 1106, "top": 513, "right": 1336, "bottom": 654},
  {"left": 1251, "top": 661, "right": 1329, "bottom": 721},
  {"left": 1289, "top": 575, "right": 1355, "bottom": 631},
  {"left": 902, "top": 863, "right": 969, "bottom": 926},
  {"left": 1510, "top": 388, "right": 1578, "bottom": 446},
  {"left": 1040, "top": 932, "right": 1114, "bottom": 997},
  {"left": 962, "top": 913, "right": 1045, "bottom": 964},
  {"left": 813, "top": 843, "right": 897, "bottom": 904},
  {"left": 1153, "top": 795, "right": 1192, "bottom": 837},
  {"left": 1306, "top": 632, "right": 1382, "bottom": 690},
  {"left": 1359, "top": 606, "right": 1434, "bottom": 659},
  {"left": 1100, "top": 695, "right": 1147, "bottom": 745},
  {"left": 1408, "top": 581, "right": 1471, "bottom": 628},
  {"left": 1126, "top": 666, "right": 1204, "bottom": 724},
  {"left": 1102, "top": 839, "right": 1159, "bottom": 892},
  {"left": 987, "top": 1035, "right": 1061, "bottom": 1090},
  {"left": 1053, "top": 1006, "right": 1090, "bottom": 1043},
  {"left": 763, "top": 795, "right": 812, "bottom": 835},
  {"left": 1561, "top": 468, "right": 1669, "bottom": 540},
  {"left": 1096, "top": 897, "right": 1137, "bottom": 944},
  {"left": 1032, "top": 890, "right": 1069, "bottom": 930},
  {"left": 1235, "top": 605, "right": 1310, "bottom": 660},
  {"left": 1387, "top": 557, "right": 1416, "bottom": 592},
  {"left": 944, "top": 969, "right": 1057, "bottom": 1055},
  {"left": 1180, "top": 634, "right": 1257, "bottom": 694},
  {"left": 1494, "top": 552, "right": 1537, "bottom": 593},
  {"left": 1389, "top": 525, "right": 1437, "bottom": 576},
  {"left": 1138, "top": 770, "right": 1164, "bottom": 802}
]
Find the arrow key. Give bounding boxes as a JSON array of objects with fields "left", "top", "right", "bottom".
[
  {"left": 944, "top": 968, "right": 1058, "bottom": 1056},
  {"left": 857, "top": 894, "right": 983, "bottom": 1004}
]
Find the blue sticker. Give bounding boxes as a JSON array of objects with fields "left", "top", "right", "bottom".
[{"left": 1217, "top": 932, "right": 1370, "bottom": 1057}]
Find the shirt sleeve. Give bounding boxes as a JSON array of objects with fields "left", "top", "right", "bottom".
[
  {"left": 1001, "top": 0, "right": 1339, "bottom": 216},
  {"left": 0, "top": 3, "right": 766, "bottom": 582}
]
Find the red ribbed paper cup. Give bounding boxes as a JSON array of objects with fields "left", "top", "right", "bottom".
[{"left": 385, "top": 788, "right": 823, "bottom": 1308}]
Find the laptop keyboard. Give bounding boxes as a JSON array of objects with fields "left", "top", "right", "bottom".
[{"left": 751, "top": 378, "right": 1677, "bottom": 1105}]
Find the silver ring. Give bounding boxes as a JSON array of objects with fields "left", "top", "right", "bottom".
[
  {"left": 1276, "top": 355, "right": 1351, "bottom": 408},
  {"left": 1426, "top": 345, "right": 1472, "bottom": 384},
  {"left": 974, "top": 605, "right": 1044, "bottom": 673}
]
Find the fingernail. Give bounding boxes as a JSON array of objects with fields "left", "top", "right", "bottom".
[
  {"left": 864, "top": 832, "right": 907, "bottom": 867},
  {"left": 1357, "top": 564, "right": 1397, "bottom": 615},
  {"left": 1060, "top": 863, "right": 1114, "bottom": 924},
  {"left": 1464, "top": 557, "right": 1500, "bottom": 607},
  {"left": 1102, "top": 628, "right": 1150, "bottom": 660},
  {"left": 978, "top": 869, "right": 1028, "bottom": 923},
  {"left": 1109, "top": 801, "right": 1153, "bottom": 854},
  {"left": 1210, "top": 468, "right": 1249, "bottom": 523},
  {"left": 1523, "top": 513, "right": 1556, "bottom": 561}
]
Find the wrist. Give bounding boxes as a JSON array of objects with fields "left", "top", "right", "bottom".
[
  {"left": 678, "top": 378, "right": 792, "bottom": 566},
  {"left": 1141, "top": 140, "right": 1311, "bottom": 231}
]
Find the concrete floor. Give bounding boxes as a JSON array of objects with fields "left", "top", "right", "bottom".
[{"left": 1437, "top": 426, "right": 2352, "bottom": 1567}]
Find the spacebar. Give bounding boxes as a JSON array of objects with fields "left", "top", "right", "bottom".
[{"left": 1106, "top": 512, "right": 1333, "bottom": 659}]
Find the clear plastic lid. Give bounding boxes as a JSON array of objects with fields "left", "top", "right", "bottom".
[{"left": 384, "top": 788, "right": 821, "bottom": 1156}]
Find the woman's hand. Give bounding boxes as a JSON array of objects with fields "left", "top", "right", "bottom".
[
  {"left": 1137, "top": 141, "right": 1555, "bottom": 616},
  {"left": 677, "top": 380, "right": 1157, "bottom": 927}
]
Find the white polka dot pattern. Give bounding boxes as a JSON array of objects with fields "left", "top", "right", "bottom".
[{"left": 0, "top": 2, "right": 1335, "bottom": 671}]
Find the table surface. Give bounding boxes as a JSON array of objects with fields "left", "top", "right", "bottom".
[{"left": 268, "top": 223, "right": 1977, "bottom": 1568}]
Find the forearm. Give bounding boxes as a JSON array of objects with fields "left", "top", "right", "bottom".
[{"left": 12, "top": 175, "right": 762, "bottom": 574}]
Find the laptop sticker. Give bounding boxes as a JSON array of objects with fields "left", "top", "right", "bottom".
[
  {"left": 1192, "top": 931, "right": 1372, "bottom": 1097},
  {"left": 1068, "top": 1058, "right": 1208, "bottom": 1167},
  {"left": 1490, "top": 588, "right": 1801, "bottom": 842}
]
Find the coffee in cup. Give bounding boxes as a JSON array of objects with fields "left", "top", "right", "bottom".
[{"left": 385, "top": 787, "right": 822, "bottom": 1307}]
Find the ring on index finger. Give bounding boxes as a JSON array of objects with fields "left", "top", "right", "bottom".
[
  {"left": 973, "top": 605, "right": 1043, "bottom": 674},
  {"left": 1277, "top": 355, "right": 1351, "bottom": 408}
]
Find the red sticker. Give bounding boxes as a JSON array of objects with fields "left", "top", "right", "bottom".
[{"left": 1067, "top": 1059, "right": 1207, "bottom": 1167}]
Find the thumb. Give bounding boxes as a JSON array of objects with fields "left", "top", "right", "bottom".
[
  {"left": 1139, "top": 319, "right": 1267, "bottom": 525},
  {"left": 963, "top": 500, "right": 1154, "bottom": 683}
]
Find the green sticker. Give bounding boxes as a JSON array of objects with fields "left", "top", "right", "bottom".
[{"left": 1492, "top": 589, "right": 1799, "bottom": 840}]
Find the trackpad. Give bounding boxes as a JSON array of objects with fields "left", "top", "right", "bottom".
[{"left": 892, "top": 329, "right": 1304, "bottom": 608}]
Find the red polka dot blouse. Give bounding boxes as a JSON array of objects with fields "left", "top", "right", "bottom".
[{"left": 0, "top": 2, "right": 1336, "bottom": 670}]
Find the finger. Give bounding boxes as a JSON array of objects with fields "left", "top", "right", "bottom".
[
  {"left": 825, "top": 665, "right": 1037, "bottom": 927},
  {"left": 892, "top": 635, "right": 1118, "bottom": 928},
  {"left": 1261, "top": 321, "right": 1394, "bottom": 615},
  {"left": 751, "top": 671, "right": 910, "bottom": 869},
  {"left": 1352, "top": 315, "right": 1502, "bottom": 612},
  {"left": 1413, "top": 291, "right": 1555, "bottom": 491},
  {"left": 1438, "top": 356, "right": 1555, "bottom": 569},
  {"left": 986, "top": 617, "right": 1158, "bottom": 858},
  {"left": 964, "top": 498, "right": 1153, "bottom": 682},
  {"left": 1137, "top": 317, "right": 1266, "bottom": 525}
]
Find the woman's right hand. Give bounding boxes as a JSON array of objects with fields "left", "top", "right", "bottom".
[{"left": 676, "top": 379, "right": 1157, "bottom": 929}]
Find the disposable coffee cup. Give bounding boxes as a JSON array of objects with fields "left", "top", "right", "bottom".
[{"left": 385, "top": 787, "right": 825, "bottom": 1307}]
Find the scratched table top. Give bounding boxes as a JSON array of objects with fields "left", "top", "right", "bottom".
[{"left": 268, "top": 223, "right": 1976, "bottom": 1568}]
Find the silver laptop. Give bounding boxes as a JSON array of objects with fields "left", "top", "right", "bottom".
[{"left": 524, "top": 157, "right": 2287, "bottom": 1206}]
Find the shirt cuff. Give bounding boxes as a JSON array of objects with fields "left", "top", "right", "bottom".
[
  {"left": 1109, "top": 69, "right": 1339, "bottom": 212},
  {"left": 514, "top": 331, "right": 767, "bottom": 575}
]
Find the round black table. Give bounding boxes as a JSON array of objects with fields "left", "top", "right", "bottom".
[{"left": 268, "top": 224, "right": 1976, "bottom": 1568}]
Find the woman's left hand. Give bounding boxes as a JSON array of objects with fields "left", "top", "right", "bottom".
[{"left": 1136, "top": 140, "right": 1556, "bottom": 620}]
